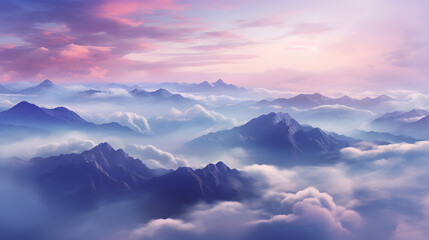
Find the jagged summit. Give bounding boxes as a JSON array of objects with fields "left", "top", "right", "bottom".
[
  {"left": 188, "top": 112, "right": 351, "bottom": 164},
  {"left": 213, "top": 79, "right": 228, "bottom": 86},
  {"left": 29, "top": 144, "right": 254, "bottom": 211}
]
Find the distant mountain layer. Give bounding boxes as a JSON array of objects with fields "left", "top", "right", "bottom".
[
  {"left": 0, "top": 101, "right": 141, "bottom": 136},
  {"left": 154, "top": 79, "right": 246, "bottom": 94},
  {"left": 258, "top": 93, "right": 394, "bottom": 109},
  {"left": 0, "top": 84, "right": 13, "bottom": 94},
  {"left": 26, "top": 143, "right": 254, "bottom": 214},
  {"left": 130, "top": 88, "right": 196, "bottom": 104},
  {"left": 351, "top": 130, "right": 420, "bottom": 144},
  {"left": 187, "top": 112, "right": 352, "bottom": 164},
  {"left": 0, "top": 79, "right": 68, "bottom": 95},
  {"left": 396, "top": 115, "right": 429, "bottom": 139},
  {"left": 371, "top": 109, "right": 429, "bottom": 131}
]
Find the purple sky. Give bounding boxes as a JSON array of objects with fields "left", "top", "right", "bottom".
[{"left": 0, "top": 0, "right": 428, "bottom": 91}]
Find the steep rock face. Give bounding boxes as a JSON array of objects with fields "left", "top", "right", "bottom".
[
  {"left": 28, "top": 143, "right": 254, "bottom": 212},
  {"left": 33, "top": 143, "right": 154, "bottom": 206},
  {"left": 188, "top": 112, "right": 349, "bottom": 161},
  {"left": 144, "top": 161, "right": 254, "bottom": 216},
  {"left": 147, "top": 161, "right": 252, "bottom": 203}
]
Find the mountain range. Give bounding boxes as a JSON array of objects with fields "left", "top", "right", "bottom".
[
  {"left": 17, "top": 79, "right": 61, "bottom": 95},
  {"left": 130, "top": 88, "right": 196, "bottom": 104},
  {"left": 371, "top": 109, "right": 429, "bottom": 131},
  {"left": 187, "top": 112, "right": 352, "bottom": 165},
  {"left": 24, "top": 142, "right": 254, "bottom": 215},
  {"left": 151, "top": 79, "right": 246, "bottom": 94},
  {"left": 0, "top": 80, "right": 57, "bottom": 95},
  {"left": 351, "top": 130, "right": 420, "bottom": 144},
  {"left": 0, "top": 101, "right": 141, "bottom": 137},
  {"left": 258, "top": 93, "right": 394, "bottom": 109},
  {"left": 396, "top": 114, "right": 429, "bottom": 139}
]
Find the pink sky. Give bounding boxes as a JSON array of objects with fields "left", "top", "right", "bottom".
[{"left": 0, "top": 0, "right": 428, "bottom": 92}]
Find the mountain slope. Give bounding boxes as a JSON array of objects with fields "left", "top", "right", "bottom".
[
  {"left": 396, "top": 115, "right": 429, "bottom": 139},
  {"left": 187, "top": 112, "right": 351, "bottom": 164},
  {"left": 27, "top": 143, "right": 254, "bottom": 214},
  {"left": 371, "top": 109, "right": 429, "bottom": 131},
  {"left": 18, "top": 80, "right": 58, "bottom": 95},
  {"left": 0, "top": 101, "right": 141, "bottom": 136}
]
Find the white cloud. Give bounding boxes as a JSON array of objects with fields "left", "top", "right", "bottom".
[
  {"left": 149, "top": 104, "right": 237, "bottom": 135},
  {"left": 107, "top": 112, "right": 151, "bottom": 134},
  {"left": 34, "top": 137, "right": 96, "bottom": 157},
  {"left": 127, "top": 219, "right": 197, "bottom": 239},
  {"left": 125, "top": 144, "right": 188, "bottom": 169},
  {"left": 0, "top": 99, "right": 14, "bottom": 110},
  {"left": 340, "top": 141, "right": 429, "bottom": 161},
  {"left": 124, "top": 187, "right": 361, "bottom": 240}
]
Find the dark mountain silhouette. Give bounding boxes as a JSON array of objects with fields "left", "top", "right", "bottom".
[
  {"left": 144, "top": 161, "right": 254, "bottom": 216},
  {"left": 0, "top": 101, "right": 141, "bottom": 136},
  {"left": 258, "top": 93, "right": 394, "bottom": 109},
  {"left": 26, "top": 143, "right": 254, "bottom": 214},
  {"left": 187, "top": 112, "right": 352, "bottom": 165}
]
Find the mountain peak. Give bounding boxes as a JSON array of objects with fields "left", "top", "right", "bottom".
[
  {"left": 200, "top": 81, "right": 212, "bottom": 87},
  {"left": 9, "top": 101, "right": 40, "bottom": 111},
  {"left": 151, "top": 88, "right": 173, "bottom": 98},
  {"left": 215, "top": 161, "right": 230, "bottom": 171},
  {"left": 213, "top": 79, "right": 227, "bottom": 86},
  {"left": 267, "top": 112, "right": 293, "bottom": 124},
  {"left": 40, "top": 79, "right": 54, "bottom": 87},
  {"left": 376, "top": 95, "right": 393, "bottom": 101},
  {"left": 338, "top": 95, "right": 352, "bottom": 100},
  {"left": 240, "top": 112, "right": 302, "bottom": 135},
  {"left": 93, "top": 142, "right": 114, "bottom": 152}
]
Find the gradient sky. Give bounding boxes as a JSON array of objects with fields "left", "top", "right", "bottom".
[{"left": 0, "top": 0, "right": 428, "bottom": 91}]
